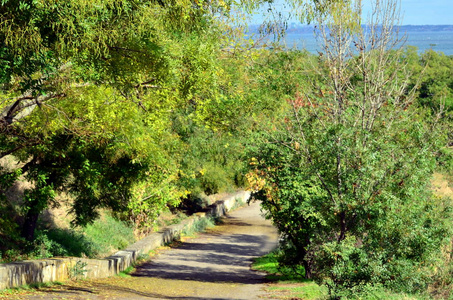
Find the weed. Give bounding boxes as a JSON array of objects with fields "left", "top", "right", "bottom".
[
  {"left": 131, "top": 253, "right": 150, "bottom": 267},
  {"left": 32, "top": 229, "right": 95, "bottom": 258},
  {"left": 118, "top": 266, "right": 135, "bottom": 278},
  {"left": 1, "top": 211, "right": 136, "bottom": 262},
  {"left": 230, "top": 196, "right": 246, "bottom": 211},
  {"left": 27, "top": 281, "right": 63, "bottom": 289},
  {"left": 157, "top": 210, "right": 188, "bottom": 228},
  {"left": 68, "top": 260, "right": 88, "bottom": 280},
  {"left": 0, "top": 249, "right": 26, "bottom": 263},
  {"left": 182, "top": 216, "right": 215, "bottom": 236}
]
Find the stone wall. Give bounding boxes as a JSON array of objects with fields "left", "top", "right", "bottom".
[{"left": 0, "top": 191, "right": 250, "bottom": 290}]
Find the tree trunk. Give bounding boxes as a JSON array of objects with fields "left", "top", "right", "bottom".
[
  {"left": 21, "top": 200, "right": 41, "bottom": 242},
  {"left": 303, "top": 259, "right": 313, "bottom": 279},
  {"left": 338, "top": 211, "right": 346, "bottom": 242}
]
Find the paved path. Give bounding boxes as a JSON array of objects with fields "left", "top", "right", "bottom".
[{"left": 9, "top": 202, "right": 279, "bottom": 300}]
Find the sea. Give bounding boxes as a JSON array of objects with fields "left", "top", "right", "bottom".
[{"left": 254, "top": 25, "right": 453, "bottom": 56}]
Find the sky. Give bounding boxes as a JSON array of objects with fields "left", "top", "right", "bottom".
[
  {"left": 369, "top": 0, "right": 452, "bottom": 25},
  {"left": 249, "top": 0, "right": 453, "bottom": 25}
]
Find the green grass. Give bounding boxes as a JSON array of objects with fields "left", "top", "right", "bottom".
[
  {"left": 182, "top": 216, "right": 215, "bottom": 236},
  {"left": 252, "top": 250, "right": 306, "bottom": 281},
  {"left": 267, "top": 283, "right": 327, "bottom": 299},
  {"left": 1, "top": 212, "right": 136, "bottom": 263},
  {"left": 251, "top": 251, "right": 327, "bottom": 299},
  {"left": 117, "top": 266, "right": 135, "bottom": 278},
  {"left": 33, "top": 228, "right": 97, "bottom": 258},
  {"left": 83, "top": 213, "right": 136, "bottom": 257},
  {"left": 40, "top": 213, "right": 135, "bottom": 259}
]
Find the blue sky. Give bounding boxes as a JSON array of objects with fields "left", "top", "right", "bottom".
[
  {"left": 368, "top": 0, "right": 452, "bottom": 25},
  {"left": 249, "top": 0, "right": 452, "bottom": 25}
]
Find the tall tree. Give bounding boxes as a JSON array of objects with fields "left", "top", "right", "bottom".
[{"left": 247, "top": 0, "right": 452, "bottom": 297}]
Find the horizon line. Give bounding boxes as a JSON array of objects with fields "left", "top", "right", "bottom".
[{"left": 248, "top": 23, "right": 453, "bottom": 27}]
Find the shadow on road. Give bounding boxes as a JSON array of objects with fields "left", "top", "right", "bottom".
[
  {"left": 133, "top": 233, "right": 271, "bottom": 284},
  {"left": 32, "top": 281, "right": 240, "bottom": 300}
]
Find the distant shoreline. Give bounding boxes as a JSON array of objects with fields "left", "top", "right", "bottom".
[
  {"left": 246, "top": 25, "right": 453, "bottom": 55},
  {"left": 247, "top": 24, "right": 453, "bottom": 34}
]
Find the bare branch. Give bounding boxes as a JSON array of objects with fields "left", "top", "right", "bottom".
[
  {"left": 1, "top": 93, "right": 66, "bottom": 127},
  {"left": 0, "top": 143, "right": 39, "bottom": 159}
]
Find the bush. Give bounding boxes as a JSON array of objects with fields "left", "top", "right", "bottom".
[
  {"left": 33, "top": 213, "right": 136, "bottom": 259},
  {"left": 33, "top": 229, "right": 97, "bottom": 258}
]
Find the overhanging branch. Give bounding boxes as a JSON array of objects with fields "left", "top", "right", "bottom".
[{"left": 1, "top": 93, "right": 66, "bottom": 127}]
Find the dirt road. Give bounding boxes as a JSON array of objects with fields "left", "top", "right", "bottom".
[{"left": 8, "top": 201, "right": 279, "bottom": 300}]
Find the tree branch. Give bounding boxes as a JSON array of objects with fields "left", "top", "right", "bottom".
[
  {"left": 1, "top": 93, "right": 66, "bottom": 127},
  {"left": 0, "top": 142, "right": 39, "bottom": 159}
]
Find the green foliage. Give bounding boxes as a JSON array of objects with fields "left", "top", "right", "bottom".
[
  {"left": 0, "top": 0, "right": 237, "bottom": 241},
  {"left": 173, "top": 122, "right": 243, "bottom": 197},
  {"left": 246, "top": 1, "right": 453, "bottom": 297},
  {"left": 169, "top": 48, "right": 295, "bottom": 204},
  {"left": 32, "top": 230, "right": 91, "bottom": 258},
  {"left": 248, "top": 67, "right": 451, "bottom": 298},
  {"left": 436, "top": 146, "right": 453, "bottom": 173},
  {"left": 403, "top": 47, "right": 453, "bottom": 167},
  {"left": 430, "top": 258, "right": 453, "bottom": 299},
  {"left": 416, "top": 49, "right": 453, "bottom": 112},
  {"left": 1, "top": 0, "right": 307, "bottom": 247},
  {"left": 0, "top": 195, "right": 23, "bottom": 254}
]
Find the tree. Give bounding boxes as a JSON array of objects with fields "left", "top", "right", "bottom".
[
  {"left": 247, "top": 0, "right": 452, "bottom": 297},
  {"left": 0, "top": 0, "right": 231, "bottom": 241}
]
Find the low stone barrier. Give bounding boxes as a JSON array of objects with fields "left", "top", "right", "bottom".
[{"left": 0, "top": 190, "right": 250, "bottom": 290}]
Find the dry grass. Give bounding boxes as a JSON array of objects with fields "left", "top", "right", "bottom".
[
  {"left": 428, "top": 172, "right": 453, "bottom": 299},
  {"left": 431, "top": 172, "right": 453, "bottom": 199}
]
